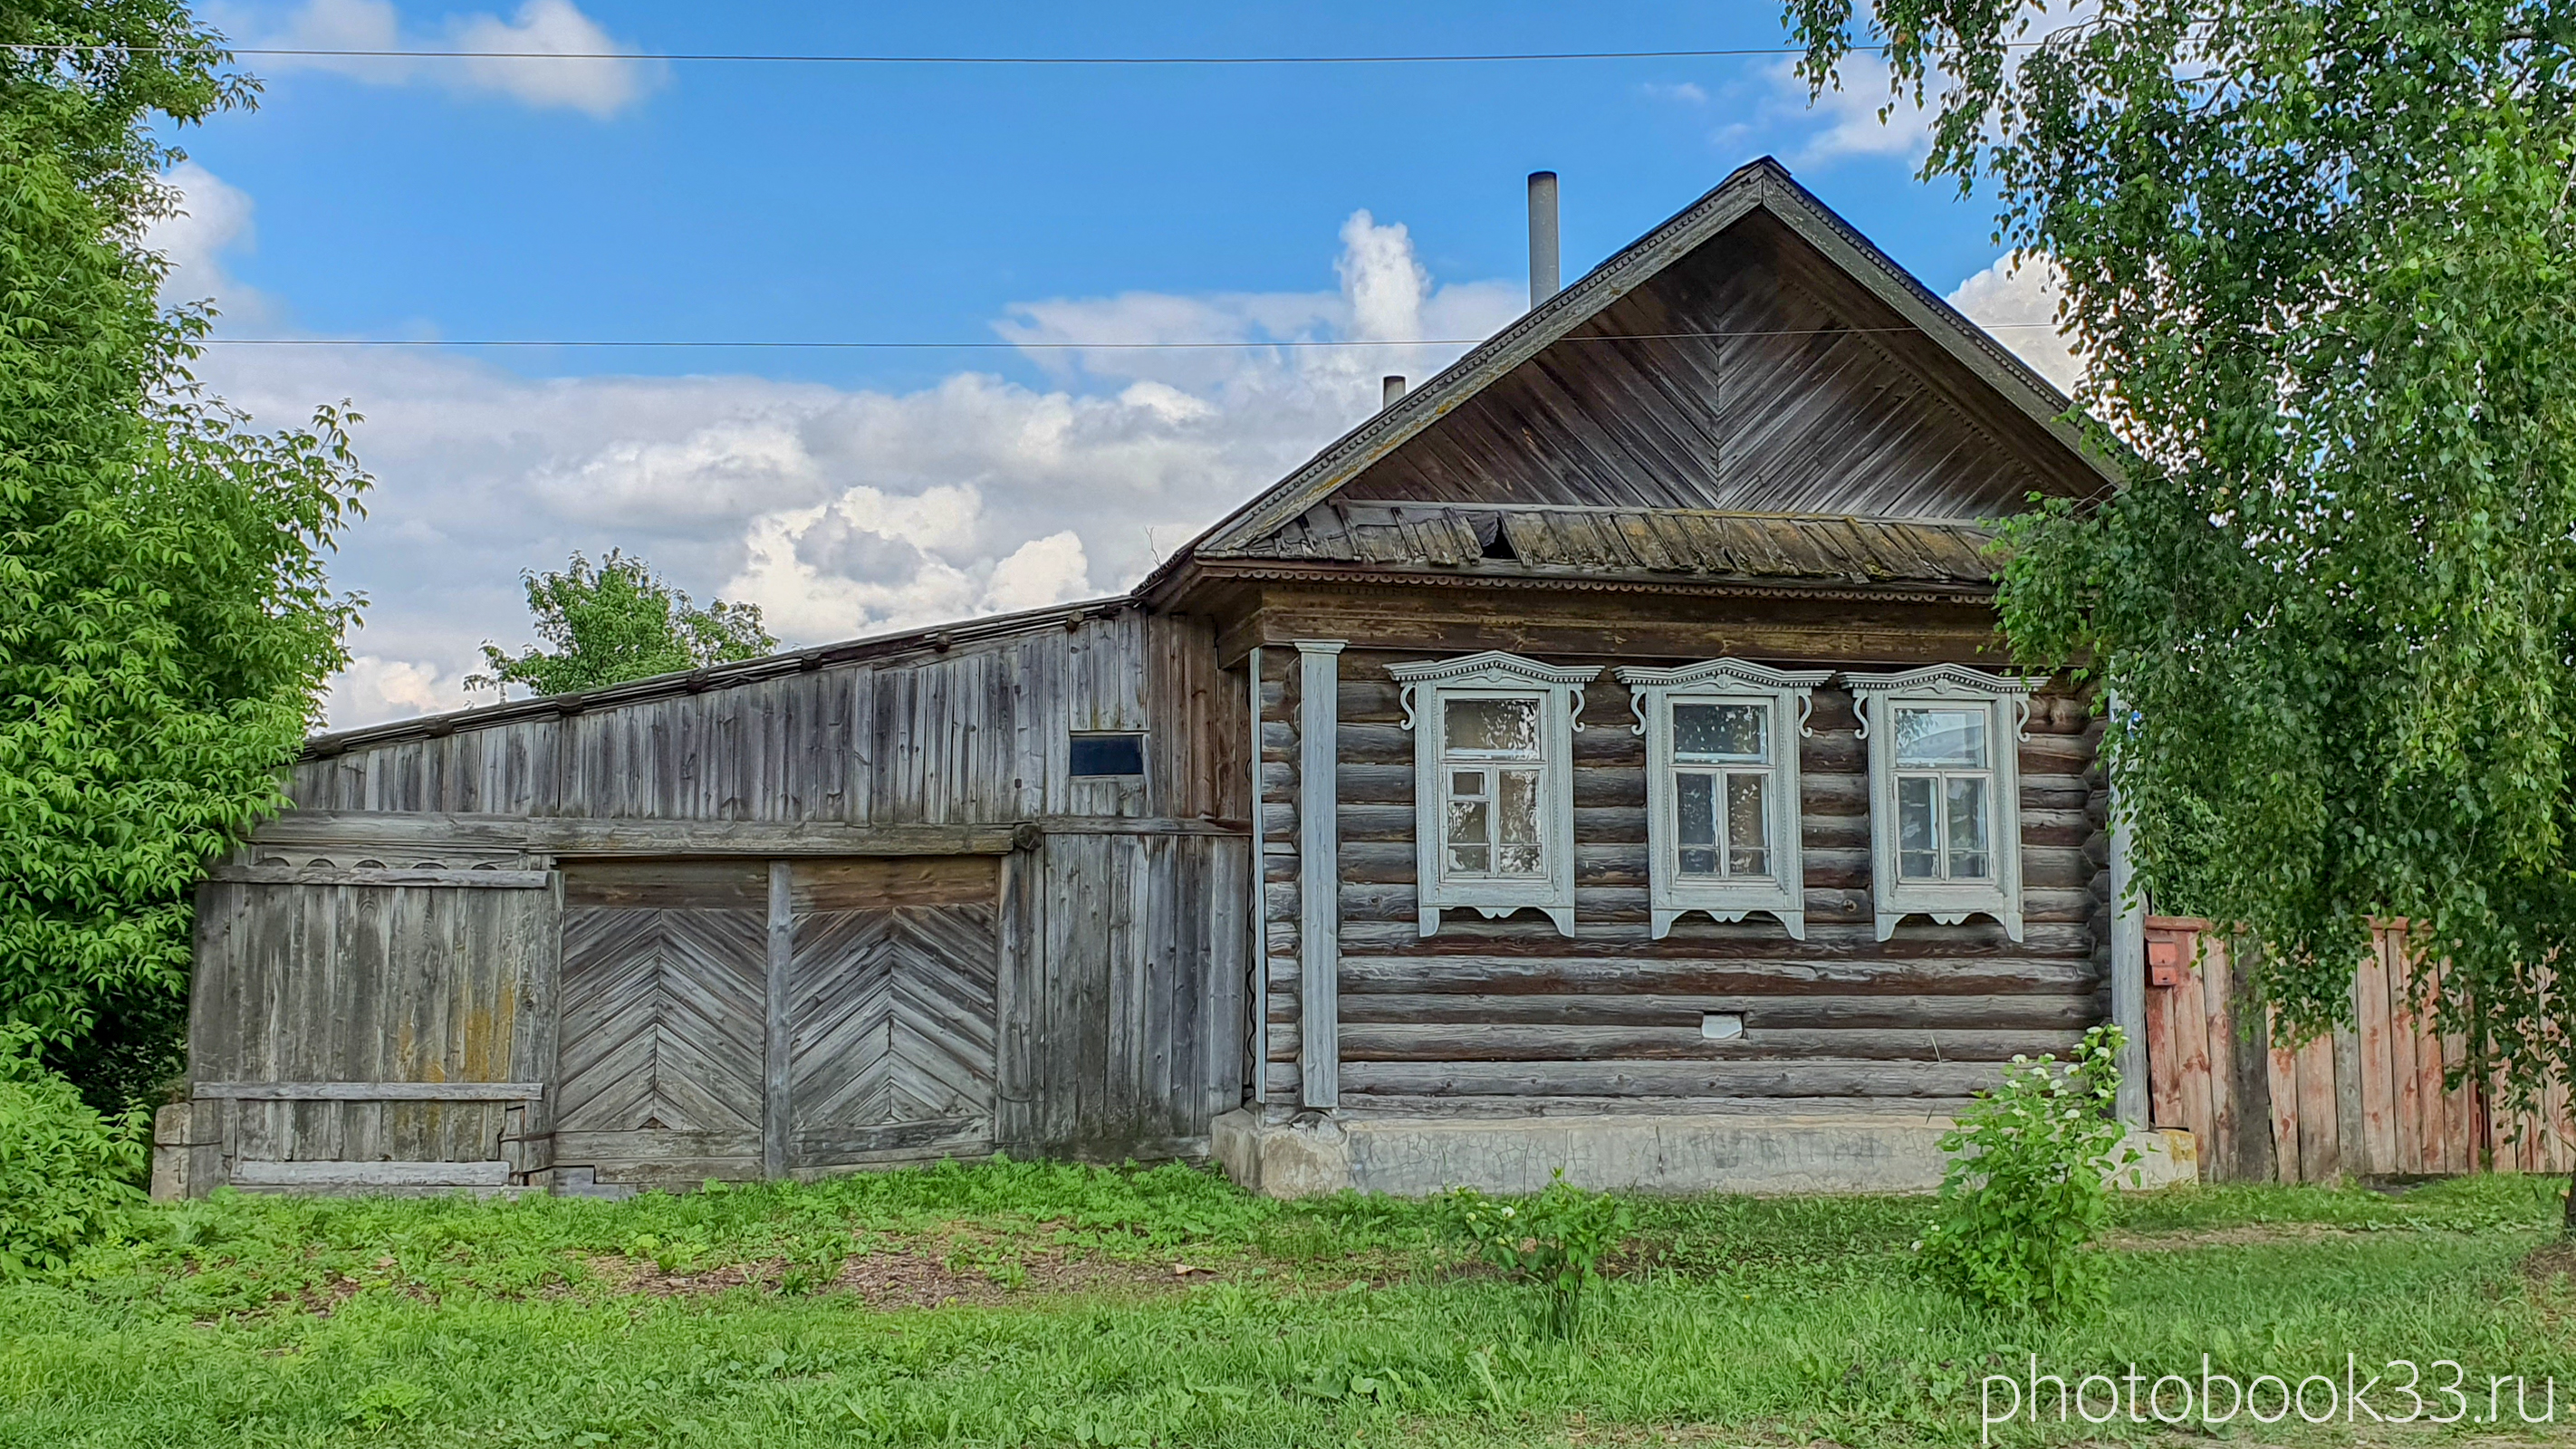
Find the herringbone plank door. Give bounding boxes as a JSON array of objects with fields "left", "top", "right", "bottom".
[
  {"left": 787, "top": 859, "right": 1000, "bottom": 1168},
  {"left": 553, "top": 862, "right": 769, "bottom": 1180}
]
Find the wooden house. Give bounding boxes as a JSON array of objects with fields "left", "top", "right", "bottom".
[{"left": 155, "top": 158, "right": 2185, "bottom": 1200}]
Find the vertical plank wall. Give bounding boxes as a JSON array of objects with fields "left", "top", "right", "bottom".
[
  {"left": 213, "top": 609, "right": 1251, "bottom": 1171},
  {"left": 2146, "top": 921, "right": 2576, "bottom": 1181},
  {"left": 1261, "top": 644, "right": 2110, "bottom": 1114},
  {"left": 189, "top": 874, "right": 555, "bottom": 1166}
]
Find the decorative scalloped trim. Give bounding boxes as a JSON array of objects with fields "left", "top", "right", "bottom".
[
  {"left": 1614, "top": 659, "right": 1834, "bottom": 692},
  {"left": 1387, "top": 651, "right": 1603, "bottom": 686}
]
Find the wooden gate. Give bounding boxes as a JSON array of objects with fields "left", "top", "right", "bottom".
[{"left": 552, "top": 857, "right": 999, "bottom": 1185}]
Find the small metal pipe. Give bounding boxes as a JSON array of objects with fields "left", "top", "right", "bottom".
[
  {"left": 1527, "top": 170, "right": 1561, "bottom": 307},
  {"left": 1380, "top": 374, "right": 1407, "bottom": 408}
]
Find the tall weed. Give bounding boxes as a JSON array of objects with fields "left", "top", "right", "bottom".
[
  {"left": 1437, "top": 1171, "right": 1632, "bottom": 1336},
  {"left": 1917, "top": 1023, "right": 2139, "bottom": 1318}
]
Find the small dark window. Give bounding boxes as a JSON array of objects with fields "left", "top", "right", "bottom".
[{"left": 1069, "top": 732, "right": 1147, "bottom": 777}]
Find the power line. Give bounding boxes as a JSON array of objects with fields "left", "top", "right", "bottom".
[
  {"left": 11, "top": 41, "right": 2042, "bottom": 66},
  {"left": 197, "top": 325, "right": 2059, "bottom": 350}
]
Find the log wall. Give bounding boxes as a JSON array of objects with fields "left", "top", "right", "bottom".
[{"left": 1259, "top": 636, "right": 2111, "bottom": 1116}]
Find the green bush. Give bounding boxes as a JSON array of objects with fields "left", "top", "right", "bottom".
[
  {"left": 1917, "top": 1023, "right": 2139, "bottom": 1319},
  {"left": 1437, "top": 1170, "right": 1633, "bottom": 1336},
  {"left": 0, "top": 1025, "right": 149, "bottom": 1276}
]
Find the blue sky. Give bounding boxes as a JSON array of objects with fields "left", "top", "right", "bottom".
[{"left": 157, "top": 1, "right": 2074, "bottom": 724}]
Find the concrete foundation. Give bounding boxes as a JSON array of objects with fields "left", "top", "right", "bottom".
[{"left": 1211, "top": 1107, "right": 2197, "bottom": 1198}]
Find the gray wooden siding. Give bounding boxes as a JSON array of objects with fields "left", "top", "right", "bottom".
[
  {"left": 284, "top": 610, "right": 1244, "bottom": 827},
  {"left": 187, "top": 868, "right": 555, "bottom": 1169},
  {"left": 183, "top": 609, "right": 1253, "bottom": 1188},
  {"left": 1264, "top": 646, "right": 2110, "bottom": 1114}
]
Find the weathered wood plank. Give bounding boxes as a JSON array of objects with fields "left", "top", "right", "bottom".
[{"left": 194, "top": 1081, "right": 541, "bottom": 1101}]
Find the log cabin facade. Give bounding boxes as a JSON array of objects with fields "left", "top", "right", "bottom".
[{"left": 156, "top": 158, "right": 2177, "bottom": 1200}]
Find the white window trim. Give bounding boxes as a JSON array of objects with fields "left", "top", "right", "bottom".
[
  {"left": 1616, "top": 659, "right": 1831, "bottom": 940},
  {"left": 1843, "top": 664, "right": 2037, "bottom": 943},
  {"left": 1389, "top": 651, "right": 1600, "bottom": 937}
]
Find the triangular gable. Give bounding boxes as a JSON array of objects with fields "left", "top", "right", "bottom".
[{"left": 1181, "top": 158, "right": 2113, "bottom": 564}]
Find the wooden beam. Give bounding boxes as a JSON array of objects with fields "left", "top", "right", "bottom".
[
  {"left": 764, "top": 859, "right": 793, "bottom": 1180},
  {"left": 231, "top": 1159, "right": 512, "bottom": 1187},
  {"left": 1247, "top": 646, "right": 1269, "bottom": 1108},
  {"left": 205, "top": 865, "right": 552, "bottom": 889},
  {"left": 249, "top": 811, "right": 1035, "bottom": 857},
  {"left": 1295, "top": 639, "right": 1344, "bottom": 1108},
  {"left": 194, "top": 1081, "right": 542, "bottom": 1101}
]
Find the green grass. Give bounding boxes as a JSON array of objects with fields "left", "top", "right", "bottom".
[{"left": 4, "top": 1163, "right": 2571, "bottom": 1446}]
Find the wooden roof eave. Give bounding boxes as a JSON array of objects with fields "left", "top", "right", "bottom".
[{"left": 1184, "top": 556, "right": 2001, "bottom": 605}]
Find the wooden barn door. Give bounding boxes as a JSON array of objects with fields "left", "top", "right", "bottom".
[
  {"left": 554, "top": 861, "right": 772, "bottom": 1182},
  {"left": 551, "top": 856, "right": 1000, "bottom": 1185},
  {"left": 787, "top": 858, "right": 1001, "bottom": 1171}
]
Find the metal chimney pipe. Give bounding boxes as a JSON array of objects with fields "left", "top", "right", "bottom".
[
  {"left": 1381, "top": 374, "right": 1407, "bottom": 408},
  {"left": 1527, "top": 170, "right": 1561, "bottom": 307}
]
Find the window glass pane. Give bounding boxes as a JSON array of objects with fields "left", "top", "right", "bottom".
[
  {"left": 1894, "top": 707, "right": 1988, "bottom": 768},
  {"left": 1447, "top": 843, "right": 1490, "bottom": 874},
  {"left": 1674, "top": 701, "right": 1768, "bottom": 762},
  {"left": 1725, "top": 772, "right": 1771, "bottom": 877},
  {"left": 1447, "top": 797, "right": 1490, "bottom": 849},
  {"left": 1946, "top": 775, "right": 1992, "bottom": 879},
  {"left": 1451, "top": 770, "right": 1485, "bottom": 798},
  {"left": 1495, "top": 770, "right": 1542, "bottom": 845},
  {"left": 1897, "top": 775, "right": 1938, "bottom": 878},
  {"left": 1494, "top": 770, "right": 1544, "bottom": 876},
  {"left": 1067, "top": 733, "right": 1146, "bottom": 776},
  {"left": 1444, "top": 696, "right": 1542, "bottom": 756},
  {"left": 1676, "top": 772, "right": 1716, "bottom": 877}
]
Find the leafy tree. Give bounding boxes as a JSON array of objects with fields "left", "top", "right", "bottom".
[
  {"left": 1, "top": 1, "right": 370, "bottom": 1104},
  {"left": 1787, "top": 2, "right": 2576, "bottom": 1204},
  {"left": 472, "top": 550, "right": 777, "bottom": 697}
]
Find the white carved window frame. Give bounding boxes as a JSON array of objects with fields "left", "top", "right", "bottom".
[
  {"left": 1389, "top": 651, "right": 1600, "bottom": 937},
  {"left": 1843, "top": 664, "right": 2037, "bottom": 943},
  {"left": 1616, "top": 660, "right": 1831, "bottom": 940}
]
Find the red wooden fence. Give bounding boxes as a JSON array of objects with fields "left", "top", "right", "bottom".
[{"left": 2143, "top": 916, "right": 2573, "bottom": 1182}]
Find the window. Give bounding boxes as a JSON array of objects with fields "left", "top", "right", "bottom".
[
  {"left": 1388, "top": 651, "right": 1600, "bottom": 936},
  {"left": 1618, "top": 660, "right": 1830, "bottom": 939},
  {"left": 1843, "top": 666, "right": 2034, "bottom": 941},
  {"left": 1068, "top": 732, "right": 1146, "bottom": 777}
]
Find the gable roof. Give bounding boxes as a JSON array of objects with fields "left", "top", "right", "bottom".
[{"left": 1150, "top": 157, "right": 2111, "bottom": 590}]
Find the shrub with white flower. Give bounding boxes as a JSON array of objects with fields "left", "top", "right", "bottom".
[{"left": 1917, "top": 1024, "right": 2140, "bottom": 1319}]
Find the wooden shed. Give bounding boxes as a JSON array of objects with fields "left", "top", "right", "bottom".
[{"left": 158, "top": 158, "right": 2179, "bottom": 1199}]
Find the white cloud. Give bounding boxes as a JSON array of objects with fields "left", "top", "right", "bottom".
[
  {"left": 1769, "top": 53, "right": 1937, "bottom": 166},
  {"left": 169, "top": 166, "right": 1525, "bottom": 727},
  {"left": 329, "top": 655, "right": 478, "bottom": 723},
  {"left": 1640, "top": 81, "right": 1709, "bottom": 105},
  {"left": 143, "top": 162, "right": 280, "bottom": 322},
  {"left": 1946, "top": 252, "right": 2085, "bottom": 392},
  {"left": 244, "top": 0, "right": 662, "bottom": 117}
]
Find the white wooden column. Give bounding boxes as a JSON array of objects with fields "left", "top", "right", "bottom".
[
  {"left": 2105, "top": 699, "right": 2149, "bottom": 1127},
  {"left": 1294, "top": 639, "right": 1344, "bottom": 1109},
  {"left": 1245, "top": 646, "right": 1268, "bottom": 1107}
]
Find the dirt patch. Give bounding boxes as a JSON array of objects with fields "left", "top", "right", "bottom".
[
  {"left": 2101, "top": 1222, "right": 2365, "bottom": 1250},
  {"left": 579, "top": 1247, "right": 1211, "bottom": 1309},
  {"left": 2520, "top": 1239, "right": 2576, "bottom": 1288}
]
